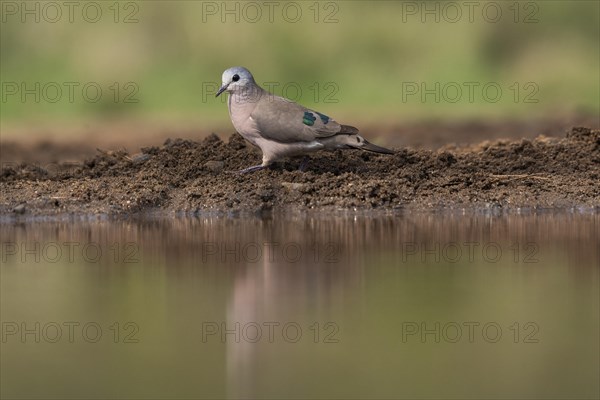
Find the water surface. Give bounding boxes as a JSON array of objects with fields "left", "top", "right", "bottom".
[{"left": 1, "top": 212, "right": 598, "bottom": 399}]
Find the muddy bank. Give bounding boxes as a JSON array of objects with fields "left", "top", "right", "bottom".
[
  {"left": 1, "top": 127, "right": 598, "bottom": 216},
  {"left": 2, "top": 114, "right": 598, "bottom": 165}
]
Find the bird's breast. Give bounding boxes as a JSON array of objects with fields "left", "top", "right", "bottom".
[{"left": 228, "top": 95, "right": 261, "bottom": 145}]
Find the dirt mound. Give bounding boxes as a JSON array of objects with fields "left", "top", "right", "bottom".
[{"left": 1, "top": 127, "right": 598, "bottom": 216}]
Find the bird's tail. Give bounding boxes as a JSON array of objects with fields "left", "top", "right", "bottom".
[
  {"left": 339, "top": 128, "right": 394, "bottom": 154},
  {"left": 358, "top": 139, "right": 395, "bottom": 154},
  {"left": 320, "top": 132, "right": 395, "bottom": 154}
]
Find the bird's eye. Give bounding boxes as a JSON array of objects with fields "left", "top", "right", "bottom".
[{"left": 232, "top": 74, "right": 240, "bottom": 82}]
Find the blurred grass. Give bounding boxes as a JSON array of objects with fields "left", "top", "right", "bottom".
[{"left": 0, "top": 0, "right": 598, "bottom": 133}]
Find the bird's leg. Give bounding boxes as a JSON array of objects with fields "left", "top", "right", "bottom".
[
  {"left": 298, "top": 156, "right": 310, "bottom": 172},
  {"left": 238, "top": 165, "right": 266, "bottom": 174}
]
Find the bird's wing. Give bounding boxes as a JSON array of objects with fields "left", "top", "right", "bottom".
[{"left": 250, "top": 94, "right": 349, "bottom": 143}]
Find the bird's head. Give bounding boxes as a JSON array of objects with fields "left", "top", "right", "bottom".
[{"left": 216, "top": 66, "right": 255, "bottom": 97}]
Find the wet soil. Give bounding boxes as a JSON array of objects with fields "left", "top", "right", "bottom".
[{"left": 1, "top": 126, "right": 599, "bottom": 217}]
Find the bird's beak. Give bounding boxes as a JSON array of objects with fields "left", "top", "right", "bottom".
[{"left": 215, "top": 83, "right": 228, "bottom": 97}]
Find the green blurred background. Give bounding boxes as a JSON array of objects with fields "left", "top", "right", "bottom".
[{"left": 1, "top": 0, "right": 599, "bottom": 137}]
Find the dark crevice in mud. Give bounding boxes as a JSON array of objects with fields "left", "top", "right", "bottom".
[{"left": 1, "top": 127, "right": 599, "bottom": 216}]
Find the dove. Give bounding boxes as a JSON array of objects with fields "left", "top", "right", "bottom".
[{"left": 216, "top": 66, "right": 394, "bottom": 173}]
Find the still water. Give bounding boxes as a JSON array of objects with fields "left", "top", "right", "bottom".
[{"left": 1, "top": 212, "right": 598, "bottom": 399}]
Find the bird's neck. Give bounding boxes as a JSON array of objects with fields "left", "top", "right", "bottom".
[{"left": 229, "top": 84, "right": 264, "bottom": 104}]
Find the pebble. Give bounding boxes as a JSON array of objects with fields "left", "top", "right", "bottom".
[
  {"left": 204, "top": 160, "right": 224, "bottom": 172},
  {"left": 281, "top": 182, "right": 306, "bottom": 191}
]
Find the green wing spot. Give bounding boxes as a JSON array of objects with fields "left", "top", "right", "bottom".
[
  {"left": 316, "top": 112, "right": 330, "bottom": 124},
  {"left": 303, "top": 111, "right": 316, "bottom": 126}
]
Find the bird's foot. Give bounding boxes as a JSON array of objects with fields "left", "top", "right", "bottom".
[
  {"left": 238, "top": 165, "right": 266, "bottom": 174},
  {"left": 298, "top": 156, "right": 310, "bottom": 172}
]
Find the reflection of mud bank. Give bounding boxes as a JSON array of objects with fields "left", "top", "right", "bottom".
[{"left": 1, "top": 127, "right": 598, "bottom": 216}]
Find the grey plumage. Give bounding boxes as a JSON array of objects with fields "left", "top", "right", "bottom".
[{"left": 216, "top": 66, "right": 394, "bottom": 173}]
